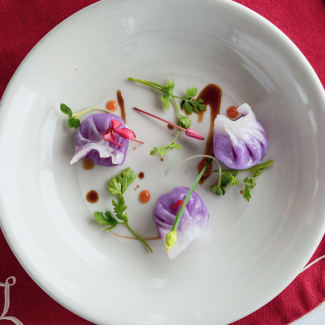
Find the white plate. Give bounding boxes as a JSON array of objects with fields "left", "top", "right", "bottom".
[{"left": 0, "top": 0, "right": 324, "bottom": 324}]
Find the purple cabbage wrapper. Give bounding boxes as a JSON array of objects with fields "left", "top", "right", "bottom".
[
  {"left": 154, "top": 186, "right": 209, "bottom": 259},
  {"left": 213, "top": 103, "right": 268, "bottom": 169},
  {"left": 70, "top": 113, "right": 129, "bottom": 166}
]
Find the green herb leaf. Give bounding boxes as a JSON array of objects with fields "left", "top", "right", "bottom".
[
  {"left": 185, "top": 88, "right": 198, "bottom": 98},
  {"left": 60, "top": 103, "right": 72, "bottom": 117},
  {"left": 67, "top": 117, "right": 81, "bottom": 129},
  {"left": 107, "top": 167, "right": 137, "bottom": 196},
  {"left": 150, "top": 141, "right": 182, "bottom": 158},
  {"left": 112, "top": 196, "right": 128, "bottom": 222},
  {"left": 242, "top": 168, "right": 264, "bottom": 201},
  {"left": 160, "top": 80, "right": 175, "bottom": 109},
  {"left": 211, "top": 171, "right": 239, "bottom": 196},
  {"left": 178, "top": 114, "right": 191, "bottom": 129},
  {"left": 181, "top": 97, "right": 205, "bottom": 115},
  {"left": 93, "top": 211, "right": 118, "bottom": 229}
]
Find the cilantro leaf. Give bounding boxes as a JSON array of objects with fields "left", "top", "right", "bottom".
[
  {"left": 93, "top": 211, "right": 118, "bottom": 229},
  {"left": 60, "top": 103, "right": 72, "bottom": 117},
  {"left": 107, "top": 167, "right": 137, "bottom": 196}
]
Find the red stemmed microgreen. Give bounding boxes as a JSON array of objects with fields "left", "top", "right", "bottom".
[{"left": 133, "top": 107, "right": 205, "bottom": 141}]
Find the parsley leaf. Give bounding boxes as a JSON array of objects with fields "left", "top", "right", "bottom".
[
  {"left": 93, "top": 211, "right": 118, "bottom": 230},
  {"left": 112, "top": 196, "right": 128, "bottom": 222},
  {"left": 94, "top": 167, "right": 153, "bottom": 253},
  {"left": 107, "top": 167, "right": 137, "bottom": 196}
]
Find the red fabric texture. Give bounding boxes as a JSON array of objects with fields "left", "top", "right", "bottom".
[{"left": 0, "top": 0, "right": 324, "bottom": 324}]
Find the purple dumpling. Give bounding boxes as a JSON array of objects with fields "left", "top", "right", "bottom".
[
  {"left": 154, "top": 186, "right": 209, "bottom": 259},
  {"left": 70, "top": 113, "right": 129, "bottom": 166},
  {"left": 213, "top": 103, "right": 268, "bottom": 170}
]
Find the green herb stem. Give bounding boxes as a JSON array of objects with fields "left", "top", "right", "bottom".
[
  {"left": 125, "top": 223, "right": 153, "bottom": 253},
  {"left": 73, "top": 107, "right": 109, "bottom": 119},
  {"left": 213, "top": 160, "right": 274, "bottom": 174},
  {"left": 172, "top": 160, "right": 210, "bottom": 232}
]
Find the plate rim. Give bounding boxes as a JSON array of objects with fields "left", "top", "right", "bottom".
[{"left": 0, "top": 0, "right": 324, "bottom": 324}]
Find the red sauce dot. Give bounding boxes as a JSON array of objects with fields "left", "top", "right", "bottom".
[
  {"left": 227, "top": 106, "right": 239, "bottom": 120},
  {"left": 167, "top": 124, "right": 174, "bottom": 130},
  {"left": 197, "top": 158, "right": 213, "bottom": 184},
  {"left": 139, "top": 190, "right": 151, "bottom": 203},
  {"left": 106, "top": 100, "right": 118, "bottom": 112},
  {"left": 86, "top": 190, "right": 99, "bottom": 203},
  {"left": 138, "top": 172, "right": 144, "bottom": 179}
]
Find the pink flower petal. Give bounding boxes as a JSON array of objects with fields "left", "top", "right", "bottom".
[
  {"left": 114, "top": 128, "right": 137, "bottom": 140},
  {"left": 111, "top": 119, "right": 122, "bottom": 129}
]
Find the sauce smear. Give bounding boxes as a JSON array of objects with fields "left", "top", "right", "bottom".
[
  {"left": 139, "top": 190, "right": 151, "bottom": 203},
  {"left": 106, "top": 100, "right": 118, "bottom": 112},
  {"left": 116, "top": 90, "right": 126, "bottom": 123},
  {"left": 197, "top": 84, "right": 222, "bottom": 153},
  {"left": 82, "top": 158, "right": 94, "bottom": 170},
  {"left": 196, "top": 84, "right": 222, "bottom": 183},
  {"left": 138, "top": 172, "right": 144, "bottom": 179},
  {"left": 86, "top": 190, "right": 99, "bottom": 203}
]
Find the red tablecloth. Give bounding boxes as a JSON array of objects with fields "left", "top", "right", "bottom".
[{"left": 0, "top": 1, "right": 324, "bottom": 324}]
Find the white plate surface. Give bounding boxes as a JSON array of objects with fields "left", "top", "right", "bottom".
[{"left": 0, "top": 1, "right": 324, "bottom": 324}]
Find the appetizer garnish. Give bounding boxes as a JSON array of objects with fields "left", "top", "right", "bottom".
[
  {"left": 154, "top": 161, "right": 210, "bottom": 258},
  {"left": 94, "top": 168, "right": 153, "bottom": 253},
  {"left": 211, "top": 159, "right": 274, "bottom": 201},
  {"left": 60, "top": 103, "right": 109, "bottom": 129},
  {"left": 70, "top": 113, "right": 131, "bottom": 166},
  {"left": 133, "top": 107, "right": 204, "bottom": 140},
  {"left": 213, "top": 103, "right": 268, "bottom": 169},
  {"left": 128, "top": 77, "right": 206, "bottom": 157}
]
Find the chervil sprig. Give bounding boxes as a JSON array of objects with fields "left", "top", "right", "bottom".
[
  {"left": 94, "top": 168, "right": 153, "bottom": 253},
  {"left": 210, "top": 160, "right": 274, "bottom": 201}
]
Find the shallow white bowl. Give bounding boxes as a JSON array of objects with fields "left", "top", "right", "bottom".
[{"left": 0, "top": 0, "right": 324, "bottom": 324}]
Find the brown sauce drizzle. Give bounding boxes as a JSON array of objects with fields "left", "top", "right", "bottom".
[
  {"left": 111, "top": 232, "right": 160, "bottom": 241},
  {"left": 138, "top": 172, "right": 144, "bottom": 179},
  {"left": 116, "top": 90, "right": 126, "bottom": 123},
  {"left": 86, "top": 190, "right": 98, "bottom": 203},
  {"left": 82, "top": 158, "right": 94, "bottom": 170},
  {"left": 196, "top": 84, "right": 222, "bottom": 183},
  {"left": 160, "top": 158, "right": 164, "bottom": 162}
]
